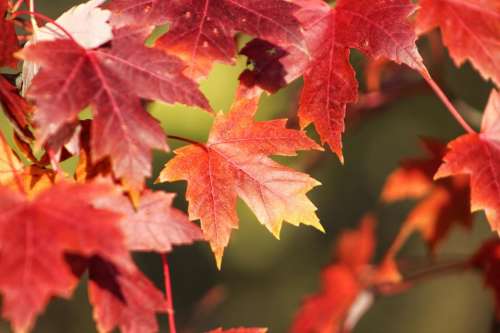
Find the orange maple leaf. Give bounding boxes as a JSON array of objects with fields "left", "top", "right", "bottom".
[
  {"left": 158, "top": 87, "right": 323, "bottom": 267},
  {"left": 382, "top": 138, "right": 472, "bottom": 256}
]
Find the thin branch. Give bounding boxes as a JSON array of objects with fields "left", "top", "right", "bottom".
[
  {"left": 10, "top": 0, "right": 25, "bottom": 12},
  {"left": 28, "top": 0, "right": 38, "bottom": 33},
  {"left": 420, "top": 68, "right": 476, "bottom": 134},
  {"left": 162, "top": 254, "right": 177, "bottom": 333},
  {"left": 167, "top": 134, "right": 208, "bottom": 151},
  {"left": 10, "top": 10, "right": 77, "bottom": 44},
  {"left": 375, "top": 259, "right": 470, "bottom": 296}
]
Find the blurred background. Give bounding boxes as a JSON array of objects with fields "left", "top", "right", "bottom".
[{"left": 0, "top": 0, "right": 498, "bottom": 332}]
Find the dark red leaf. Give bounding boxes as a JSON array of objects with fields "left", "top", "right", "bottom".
[
  {"left": 0, "top": 1, "right": 19, "bottom": 68},
  {"left": 0, "top": 75, "right": 32, "bottom": 134},
  {"left": 87, "top": 256, "right": 166, "bottom": 333},
  {"left": 20, "top": 27, "right": 209, "bottom": 188},
  {"left": 153, "top": 0, "right": 304, "bottom": 78},
  {"left": 0, "top": 182, "right": 131, "bottom": 332},
  {"left": 242, "top": 0, "right": 423, "bottom": 159}
]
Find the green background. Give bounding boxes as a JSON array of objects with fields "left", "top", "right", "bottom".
[{"left": 0, "top": 1, "right": 497, "bottom": 332}]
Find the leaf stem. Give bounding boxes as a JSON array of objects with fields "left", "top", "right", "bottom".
[
  {"left": 167, "top": 135, "right": 208, "bottom": 152},
  {"left": 28, "top": 0, "right": 38, "bottom": 33},
  {"left": 10, "top": 10, "right": 77, "bottom": 44},
  {"left": 162, "top": 253, "right": 177, "bottom": 333},
  {"left": 376, "top": 259, "right": 470, "bottom": 295},
  {"left": 420, "top": 68, "right": 476, "bottom": 134},
  {"left": 11, "top": 0, "right": 25, "bottom": 12}
]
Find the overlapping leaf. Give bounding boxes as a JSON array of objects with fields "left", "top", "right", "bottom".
[
  {"left": 158, "top": 87, "right": 323, "bottom": 267},
  {"left": 436, "top": 90, "right": 500, "bottom": 232},
  {"left": 291, "top": 216, "right": 378, "bottom": 333},
  {"left": 20, "top": 27, "right": 209, "bottom": 188},
  {"left": 417, "top": 0, "right": 500, "bottom": 87},
  {"left": 109, "top": 0, "right": 305, "bottom": 79},
  {"left": 0, "top": 76, "right": 31, "bottom": 135},
  {"left": 242, "top": 0, "right": 424, "bottom": 160},
  {"left": 21, "top": 0, "right": 114, "bottom": 96},
  {"left": 74, "top": 256, "right": 167, "bottom": 333},
  {"left": 382, "top": 139, "right": 472, "bottom": 255},
  {"left": 0, "top": 131, "right": 23, "bottom": 186},
  {"left": 94, "top": 189, "right": 205, "bottom": 252},
  {"left": 0, "top": 0, "right": 19, "bottom": 68},
  {"left": 0, "top": 181, "right": 131, "bottom": 332}
]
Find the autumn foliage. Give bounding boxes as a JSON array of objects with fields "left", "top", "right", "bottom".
[{"left": 0, "top": 0, "right": 499, "bottom": 332}]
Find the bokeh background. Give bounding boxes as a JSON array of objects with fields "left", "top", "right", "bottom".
[{"left": 0, "top": 1, "right": 498, "bottom": 332}]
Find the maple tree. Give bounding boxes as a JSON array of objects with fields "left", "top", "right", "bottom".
[{"left": 0, "top": 0, "right": 499, "bottom": 332}]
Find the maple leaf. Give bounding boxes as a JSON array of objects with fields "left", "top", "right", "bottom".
[
  {"left": 0, "top": 131, "right": 24, "bottom": 187},
  {"left": 20, "top": 27, "right": 209, "bottom": 188},
  {"left": 66, "top": 255, "right": 166, "bottom": 333},
  {"left": 20, "top": 0, "right": 114, "bottom": 96},
  {"left": 291, "top": 216, "right": 377, "bottom": 333},
  {"left": 436, "top": 90, "right": 500, "bottom": 233},
  {"left": 107, "top": 0, "right": 169, "bottom": 27},
  {"left": 417, "top": 0, "right": 500, "bottom": 87},
  {"left": 158, "top": 87, "right": 323, "bottom": 267},
  {"left": 109, "top": 0, "right": 305, "bottom": 78},
  {"left": 242, "top": 0, "right": 423, "bottom": 160},
  {"left": 382, "top": 139, "right": 472, "bottom": 254},
  {"left": 0, "top": 181, "right": 131, "bottom": 332},
  {"left": 94, "top": 189, "right": 205, "bottom": 252},
  {"left": 0, "top": 133, "right": 68, "bottom": 195},
  {"left": 470, "top": 238, "right": 500, "bottom": 318},
  {"left": 334, "top": 0, "right": 423, "bottom": 69},
  {"left": 0, "top": 75, "right": 31, "bottom": 135},
  {"left": 207, "top": 328, "right": 267, "bottom": 333},
  {"left": 0, "top": 0, "right": 19, "bottom": 68}
]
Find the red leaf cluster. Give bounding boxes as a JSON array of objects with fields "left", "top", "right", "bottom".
[
  {"left": 0, "top": 0, "right": 499, "bottom": 331},
  {"left": 382, "top": 138, "right": 472, "bottom": 255},
  {"left": 291, "top": 215, "right": 395, "bottom": 333},
  {"left": 242, "top": 0, "right": 423, "bottom": 159},
  {"left": 20, "top": 27, "right": 209, "bottom": 188},
  {"left": 0, "top": 0, "right": 19, "bottom": 68}
]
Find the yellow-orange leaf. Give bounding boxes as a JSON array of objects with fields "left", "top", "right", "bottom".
[{"left": 158, "top": 87, "right": 323, "bottom": 267}]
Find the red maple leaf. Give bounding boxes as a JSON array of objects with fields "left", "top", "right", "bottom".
[
  {"left": 0, "top": 181, "right": 131, "bottom": 332},
  {"left": 20, "top": 27, "right": 209, "bottom": 188},
  {"left": 382, "top": 139, "right": 472, "bottom": 254},
  {"left": 417, "top": 0, "right": 500, "bottom": 86},
  {"left": 242, "top": 0, "right": 423, "bottom": 160},
  {"left": 0, "top": 0, "right": 19, "bottom": 68},
  {"left": 67, "top": 255, "right": 166, "bottom": 333},
  {"left": 291, "top": 215, "right": 377, "bottom": 333},
  {"left": 436, "top": 90, "right": 500, "bottom": 233},
  {"left": 158, "top": 87, "right": 323, "bottom": 267},
  {"left": 94, "top": 189, "right": 205, "bottom": 252},
  {"left": 109, "top": 0, "right": 305, "bottom": 79},
  {"left": 0, "top": 75, "right": 31, "bottom": 134},
  {"left": 0, "top": 131, "right": 24, "bottom": 187}
]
